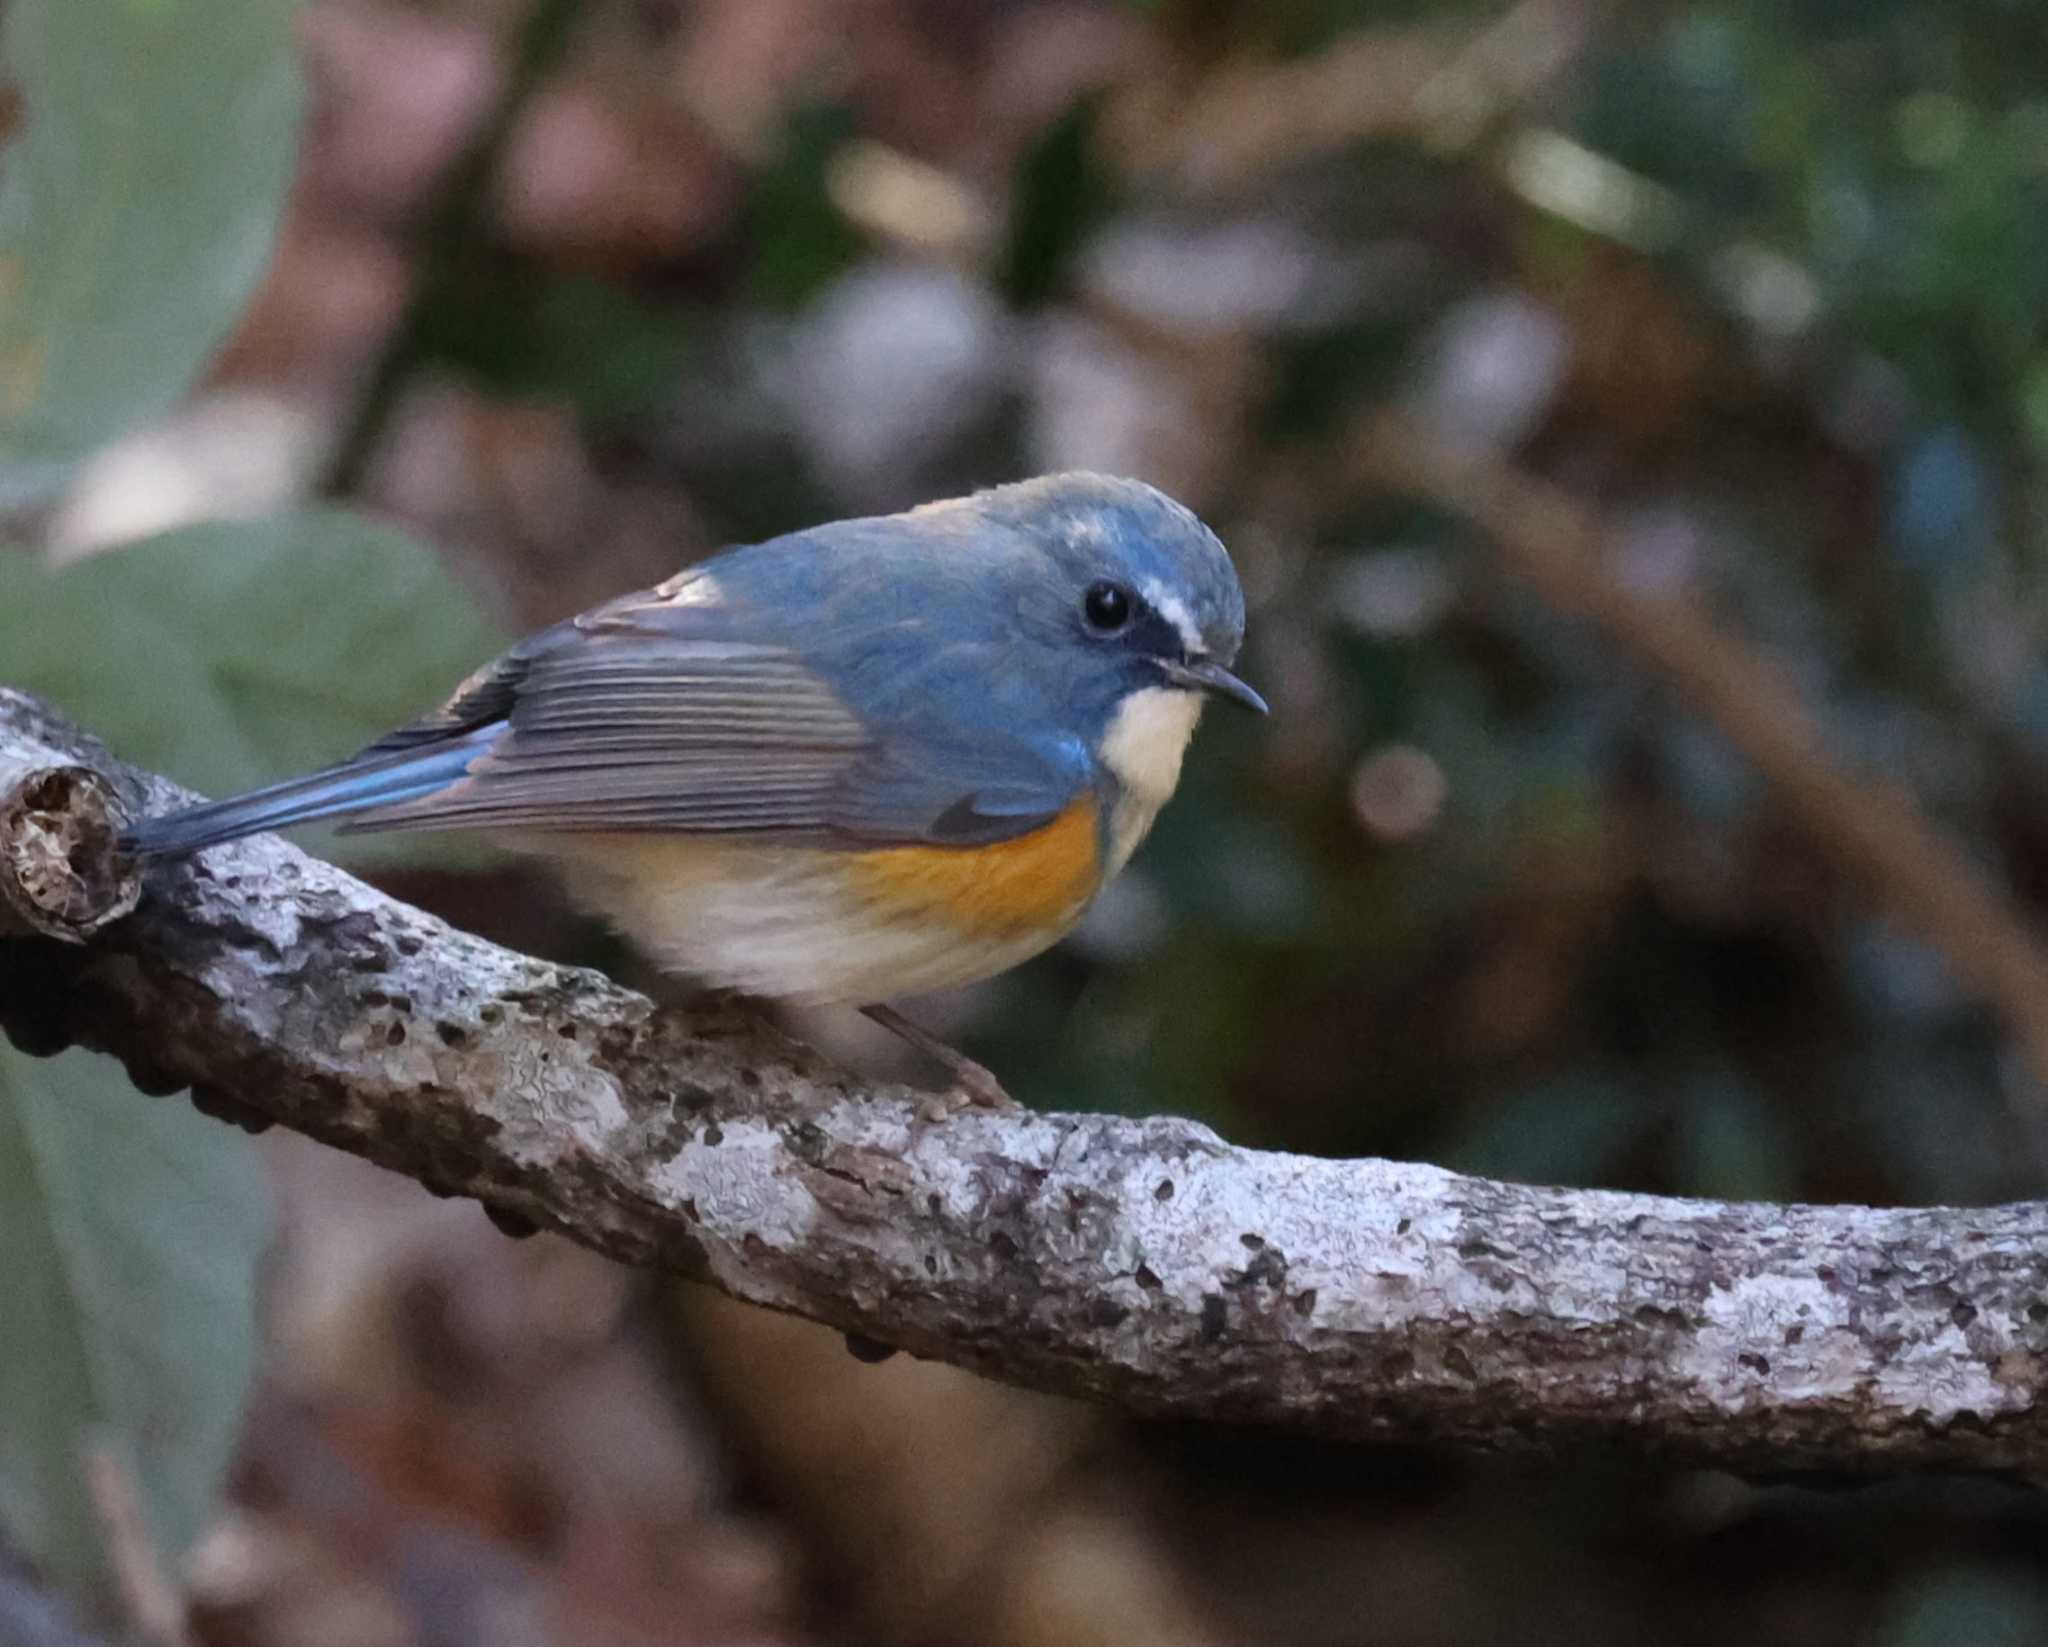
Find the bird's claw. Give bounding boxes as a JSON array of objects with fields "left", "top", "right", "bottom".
[
  {"left": 861, "top": 1003, "right": 1019, "bottom": 1115},
  {"left": 940, "top": 1056, "right": 1019, "bottom": 1114}
]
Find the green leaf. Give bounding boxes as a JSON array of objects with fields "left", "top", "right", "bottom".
[
  {"left": 1672, "top": 1071, "right": 1798, "bottom": 1201},
  {"left": 0, "top": 510, "right": 509, "bottom": 803},
  {"left": 0, "top": 0, "right": 306, "bottom": 503},
  {"left": 0, "top": 1044, "right": 267, "bottom": 1598},
  {"left": 1875, "top": 1564, "right": 2048, "bottom": 1647},
  {"left": 418, "top": 259, "right": 699, "bottom": 424},
  {"left": 745, "top": 103, "right": 865, "bottom": 312},
  {"left": 1446, "top": 1074, "right": 1653, "bottom": 1188},
  {"left": 999, "top": 94, "right": 1114, "bottom": 311}
]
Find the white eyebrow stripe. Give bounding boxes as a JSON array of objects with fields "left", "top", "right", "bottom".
[
  {"left": 1142, "top": 577, "right": 1203, "bottom": 653},
  {"left": 656, "top": 570, "right": 724, "bottom": 607}
]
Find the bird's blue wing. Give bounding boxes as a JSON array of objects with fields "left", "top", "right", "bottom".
[
  {"left": 130, "top": 562, "right": 1086, "bottom": 855},
  {"left": 349, "top": 573, "right": 1086, "bottom": 843}
]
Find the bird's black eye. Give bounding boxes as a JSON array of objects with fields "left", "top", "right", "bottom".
[{"left": 1083, "top": 581, "right": 1132, "bottom": 633}]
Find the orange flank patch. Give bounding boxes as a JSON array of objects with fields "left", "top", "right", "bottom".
[{"left": 848, "top": 798, "right": 1102, "bottom": 938}]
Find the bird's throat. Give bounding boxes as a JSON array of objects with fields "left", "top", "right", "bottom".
[{"left": 1097, "top": 686, "right": 1206, "bottom": 875}]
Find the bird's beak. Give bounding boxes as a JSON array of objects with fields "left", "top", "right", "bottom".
[{"left": 1163, "top": 657, "right": 1269, "bottom": 714}]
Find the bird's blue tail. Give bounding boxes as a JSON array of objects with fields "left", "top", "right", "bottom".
[{"left": 122, "top": 728, "right": 499, "bottom": 859}]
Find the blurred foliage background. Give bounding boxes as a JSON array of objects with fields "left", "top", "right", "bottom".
[{"left": 10, "top": 0, "right": 2048, "bottom": 1641}]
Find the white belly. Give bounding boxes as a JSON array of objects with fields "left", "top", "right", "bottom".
[{"left": 536, "top": 836, "right": 1070, "bottom": 1005}]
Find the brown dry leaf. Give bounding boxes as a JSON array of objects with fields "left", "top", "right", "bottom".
[
  {"left": 366, "top": 387, "right": 711, "bottom": 625},
  {"left": 1557, "top": 250, "right": 1713, "bottom": 445},
  {"left": 208, "top": 206, "right": 413, "bottom": 399},
  {"left": 497, "top": 83, "right": 736, "bottom": 269},
  {"left": 299, "top": 3, "right": 501, "bottom": 223}
]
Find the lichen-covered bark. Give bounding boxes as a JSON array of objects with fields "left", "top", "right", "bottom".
[{"left": 3, "top": 687, "right": 2046, "bottom": 1473}]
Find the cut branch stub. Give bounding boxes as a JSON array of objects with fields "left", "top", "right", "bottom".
[{"left": 0, "top": 759, "right": 138, "bottom": 942}]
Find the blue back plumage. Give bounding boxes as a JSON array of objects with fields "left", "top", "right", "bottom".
[{"left": 125, "top": 473, "right": 1252, "bottom": 859}]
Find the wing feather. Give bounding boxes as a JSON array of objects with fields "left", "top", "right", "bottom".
[
  {"left": 137, "top": 523, "right": 1101, "bottom": 859},
  {"left": 340, "top": 584, "right": 1076, "bottom": 845}
]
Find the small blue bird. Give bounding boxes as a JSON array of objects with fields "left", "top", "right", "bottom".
[{"left": 126, "top": 473, "right": 1265, "bottom": 1103}]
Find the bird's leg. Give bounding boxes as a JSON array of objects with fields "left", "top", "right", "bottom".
[{"left": 859, "top": 1003, "right": 1016, "bottom": 1110}]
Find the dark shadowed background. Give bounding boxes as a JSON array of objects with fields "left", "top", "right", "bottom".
[{"left": 8, "top": 0, "right": 2048, "bottom": 1642}]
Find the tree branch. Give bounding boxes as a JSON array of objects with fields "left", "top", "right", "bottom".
[{"left": 4, "top": 687, "right": 2047, "bottom": 1475}]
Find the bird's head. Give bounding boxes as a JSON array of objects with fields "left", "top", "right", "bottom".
[
  {"left": 973, "top": 471, "right": 1266, "bottom": 721},
  {"left": 952, "top": 473, "right": 1264, "bottom": 850}
]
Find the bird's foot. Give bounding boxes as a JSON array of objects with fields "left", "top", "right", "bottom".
[
  {"left": 929, "top": 1054, "right": 1016, "bottom": 1115},
  {"left": 860, "top": 1003, "right": 1019, "bottom": 1113}
]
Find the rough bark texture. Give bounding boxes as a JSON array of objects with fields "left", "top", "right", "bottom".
[{"left": 3, "top": 688, "right": 2047, "bottom": 1475}]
